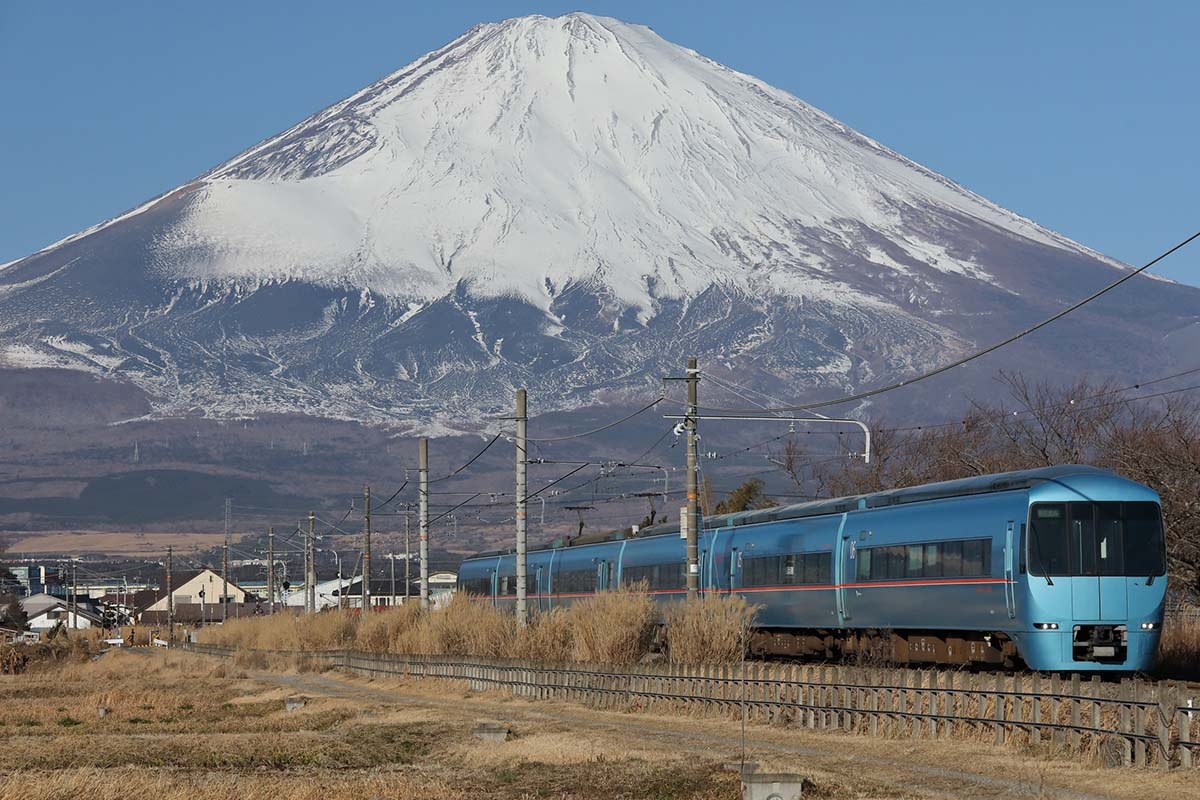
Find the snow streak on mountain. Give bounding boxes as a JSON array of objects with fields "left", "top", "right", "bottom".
[{"left": 1, "top": 13, "right": 1195, "bottom": 427}]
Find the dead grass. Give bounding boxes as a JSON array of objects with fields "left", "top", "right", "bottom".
[
  {"left": 665, "top": 594, "right": 759, "bottom": 665},
  {"left": 200, "top": 588, "right": 672, "bottom": 666},
  {"left": 1158, "top": 612, "right": 1200, "bottom": 681},
  {"left": 568, "top": 586, "right": 659, "bottom": 665},
  {"left": 0, "top": 650, "right": 745, "bottom": 800}
]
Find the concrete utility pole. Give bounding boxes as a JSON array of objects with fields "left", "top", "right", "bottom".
[
  {"left": 223, "top": 498, "right": 231, "bottom": 618},
  {"left": 267, "top": 527, "right": 275, "bottom": 614},
  {"left": 515, "top": 388, "right": 528, "bottom": 626},
  {"left": 404, "top": 510, "right": 411, "bottom": 602},
  {"left": 389, "top": 552, "right": 396, "bottom": 607},
  {"left": 685, "top": 357, "right": 700, "bottom": 599},
  {"left": 307, "top": 512, "right": 317, "bottom": 613},
  {"left": 363, "top": 485, "right": 372, "bottom": 612},
  {"left": 166, "top": 546, "right": 175, "bottom": 647},
  {"left": 419, "top": 438, "right": 430, "bottom": 610}
]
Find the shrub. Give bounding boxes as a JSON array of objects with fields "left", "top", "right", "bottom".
[
  {"left": 355, "top": 605, "right": 422, "bottom": 653},
  {"left": 664, "top": 594, "right": 758, "bottom": 666},
  {"left": 568, "top": 586, "right": 658, "bottom": 665}
]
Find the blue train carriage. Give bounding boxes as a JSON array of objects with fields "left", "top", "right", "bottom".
[{"left": 458, "top": 465, "right": 1167, "bottom": 672}]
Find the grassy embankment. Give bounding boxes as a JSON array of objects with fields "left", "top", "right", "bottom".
[
  {"left": 0, "top": 647, "right": 743, "bottom": 800},
  {"left": 201, "top": 589, "right": 758, "bottom": 666}
]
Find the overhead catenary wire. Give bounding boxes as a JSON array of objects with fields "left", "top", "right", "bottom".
[
  {"left": 673, "top": 229, "right": 1200, "bottom": 415},
  {"left": 524, "top": 397, "right": 665, "bottom": 442}
]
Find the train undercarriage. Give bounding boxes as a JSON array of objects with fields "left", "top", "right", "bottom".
[{"left": 747, "top": 628, "right": 1021, "bottom": 668}]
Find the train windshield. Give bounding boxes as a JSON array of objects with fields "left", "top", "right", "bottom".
[{"left": 1028, "top": 501, "right": 1165, "bottom": 577}]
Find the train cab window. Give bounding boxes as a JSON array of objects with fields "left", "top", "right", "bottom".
[{"left": 1029, "top": 501, "right": 1164, "bottom": 577}]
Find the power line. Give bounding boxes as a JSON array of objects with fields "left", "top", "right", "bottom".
[
  {"left": 678, "top": 230, "right": 1200, "bottom": 414},
  {"left": 524, "top": 397, "right": 665, "bottom": 442},
  {"left": 428, "top": 431, "right": 505, "bottom": 483}
]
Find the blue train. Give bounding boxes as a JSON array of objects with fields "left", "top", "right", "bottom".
[{"left": 458, "top": 465, "right": 1167, "bottom": 671}]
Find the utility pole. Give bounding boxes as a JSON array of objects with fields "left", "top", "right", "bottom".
[
  {"left": 363, "top": 485, "right": 372, "bottom": 612},
  {"left": 419, "top": 438, "right": 429, "bottom": 610},
  {"left": 267, "top": 527, "right": 275, "bottom": 614},
  {"left": 685, "top": 357, "right": 700, "bottom": 599},
  {"left": 69, "top": 560, "right": 77, "bottom": 630},
  {"left": 515, "top": 388, "right": 528, "bottom": 625},
  {"left": 389, "top": 552, "right": 396, "bottom": 607},
  {"left": 223, "top": 498, "right": 231, "bottom": 620},
  {"left": 307, "top": 512, "right": 316, "bottom": 613},
  {"left": 166, "top": 546, "right": 175, "bottom": 647},
  {"left": 404, "top": 510, "right": 411, "bottom": 602}
]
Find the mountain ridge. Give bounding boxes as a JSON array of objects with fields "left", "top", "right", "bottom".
[{"left": 1, "top": 12, "right": 1196, "bottom": 433}]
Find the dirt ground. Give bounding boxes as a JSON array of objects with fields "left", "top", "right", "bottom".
[
  {"left": 0, "top": 649, "right": 1194, "bottom": 799},
  {"left": 3, "top": 529, "right": 245, "bottom": 556}
]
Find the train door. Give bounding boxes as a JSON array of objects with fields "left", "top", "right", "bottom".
[
  {"left": 535, "top": 564, "right": 545, "bottom": 612},
  {"left": 1004, "top": 521, "right": 1017, "bottom": 619},
  {"left": 596, "top": 560, "right": 611, "bottom": 592},
  {"left": 835, "top": 516, "right": 852, "bottom": 624},
  {"left": 707, "top": 527, "right": 733, "bottom": 593}
]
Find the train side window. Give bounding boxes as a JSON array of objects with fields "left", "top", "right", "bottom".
[
  {"left": 906, "top": 545, "right": 924, "bottom": 578},
  {"left": 942, "top": 540, "right": 963, "bottom": 577},
  {"left": 888, "top": 546, "right": 906, "bottom": 579},
  {"left": 817, "top": 552, "right": 832, "bottom": 583},
  {"left": 961, "top": 539, "right": 985, "bottom": 576},
  {"left": 856, "top": 548, "right": 871, "bottom": 581},
  {"left": 1018, "top": 523, "right": 1026, "bottom": 574},
  {"left": 923, "top": 543, "right": 941, "bottom": 577},
  {"left": 783, "top": 554, "right": 797, "bottom": 583}
]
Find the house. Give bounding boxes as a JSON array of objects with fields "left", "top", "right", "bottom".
[
  {"left": 282, "top": 576, "right": 360, "bottom": 611},
  {"left": 23, "top": 596, "right": 101, "bottom": 632},
  {"left": 142, "top": 569, "right": 252, "bottom": 614}
]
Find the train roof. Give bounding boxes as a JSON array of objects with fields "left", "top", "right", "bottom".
[{"left": 464, "top": 465, "right": 1126, "bottom": 561}]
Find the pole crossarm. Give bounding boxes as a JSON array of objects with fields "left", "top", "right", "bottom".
[{"left": 664, "top": 414, "right": 872, "bottom": 464}]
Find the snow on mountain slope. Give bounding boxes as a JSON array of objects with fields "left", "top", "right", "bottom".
[
  {"left": 2, "top": 13, "right": 1195, "bottom": 430},
  {"left": 153, "top": 13, "right": 1114, "bottom": 316}
]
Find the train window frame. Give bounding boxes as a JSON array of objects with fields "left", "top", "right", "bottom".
[{"left": 855, "top": 537, "right": 993, "bottom": 582}]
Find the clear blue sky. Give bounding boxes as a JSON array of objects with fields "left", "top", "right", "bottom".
[{"left": 2, "top": 1, "right": 1197, "bottom": 285}]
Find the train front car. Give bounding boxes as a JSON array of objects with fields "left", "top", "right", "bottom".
[{"left": 1016, "top": 471, "right": 1167, "bottom": 672}]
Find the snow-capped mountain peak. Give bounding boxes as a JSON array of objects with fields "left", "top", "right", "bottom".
[
  {"left": 152, "top": 13, "right": 1113, "bottom": 318},
  {"left": 2, "top": 13, "right": 1192, "bottom": 430}
]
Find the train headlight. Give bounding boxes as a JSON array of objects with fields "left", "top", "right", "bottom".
[
  {"left": 1140, "top": 622, "right": 1159, "bottom": 630},
  {"left": 1033, "top": 622, "right": 1059, "bottom": 630}
]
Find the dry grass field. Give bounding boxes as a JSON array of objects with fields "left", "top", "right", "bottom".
[
  {"left": 3, "top": 529, "right": 246, "bottom": 556},
  {"left": 0, "top": 649, "right": 745, "bottom": 800},
  {"left": 2, "top": 647, "right": 1196, "bottom": 799}
]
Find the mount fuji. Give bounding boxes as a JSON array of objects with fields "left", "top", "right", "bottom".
[{"left": 2, "top": 13, "right": 1197, "bottom": 432}]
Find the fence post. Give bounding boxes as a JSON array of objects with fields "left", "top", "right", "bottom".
[
  {"left": 1179, "top": 700, "right": 1194, "bottom": 769},
  {"left": 1091, "top": 675, "right": 1102, "bottom": 750},
  {"left": 1070, "top": 673, "right": 1082, "bottom": 753},
  {"left": 1157, "top": 681, "right": 1173, "bottom": 770},
  {"left": 1030, "top": 672, "right": 1041, "bottom": 743},
  {"left": 1118, "top": 682, "right": 1133, "bottom": 767},
  {"left": 993, "top": 670, "right": 1005, "bottom": 745},
  {"left": 1134, "top": 681, "right": 1148, "bottom": 767}
]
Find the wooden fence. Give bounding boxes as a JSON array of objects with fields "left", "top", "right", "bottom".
[{"left": 184, "top": 643, "right": 1198, "bottom": 769}]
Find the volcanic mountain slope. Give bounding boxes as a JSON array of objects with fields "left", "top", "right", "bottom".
[{"left": 2, "top": 12, "right": 1197, "bottom": 428}]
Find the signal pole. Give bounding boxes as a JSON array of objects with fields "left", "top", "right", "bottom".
[
  {"left": 267, "top": 527, "right": 275, "bottom": 613},
  {"left": 515, "top": 388, "right": 528, "bottom": 625},
  {"left": 307, "top": 511, "right": 316, "bottom": 613},
  {"left": 363, "top": 484, "right": 372, "bottom": 612},
  {"left": 166, "top": 546, "right": 175, "bottom": 647},
  {"left": 419, "top": 438, "right": 429, "bottom": 610},
  {"left": 685, "top": 357, "right": 700, "bottom": 598}
]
